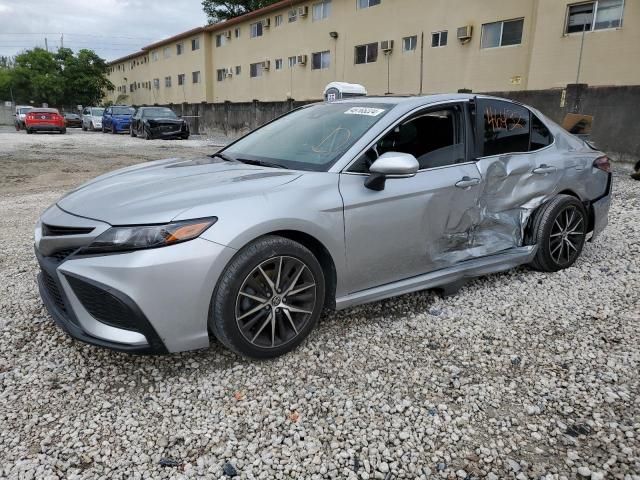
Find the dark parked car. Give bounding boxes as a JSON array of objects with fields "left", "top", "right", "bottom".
[
  {"left": 102, "top": 105, "right": 135, "bottom": 134},
  {"left": 63, "top": 112, "right": 82, "bottom": 128},
  {"left": 130, "top": 107, "right": 189, "bottom": 140}
]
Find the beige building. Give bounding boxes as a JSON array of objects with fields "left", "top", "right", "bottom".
[{"left": 106, "top": 0, "right": 638, "bottom": 105}]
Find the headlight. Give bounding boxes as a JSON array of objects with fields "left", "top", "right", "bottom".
[{"left": 80, "top": 218, "right": 217, "bottom": 254}]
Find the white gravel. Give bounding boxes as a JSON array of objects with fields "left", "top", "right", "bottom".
[{"left": 0, "top": 130, "right": 638, "bottom": 479}]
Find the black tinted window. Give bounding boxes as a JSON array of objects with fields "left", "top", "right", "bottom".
[
  {"left": 481, "top": 100, "right": 530, "bottom": 156},
  {"left": 530, "top": 113, "right": 552, "bottom": 150}
]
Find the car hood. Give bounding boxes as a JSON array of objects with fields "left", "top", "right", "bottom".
[
  {"left": 146, "top": 118, "right": 183, "bottom": 126},
  {"left": 57, "top": 157, "right": 302, "bottom": 225}
]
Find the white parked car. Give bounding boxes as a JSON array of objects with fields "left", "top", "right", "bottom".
[
  {"left": 14, "top": 105, "right": 33, "bottom": 130},
  {"left": 81, "top": 107, "right": 104, "bottom": 131}
]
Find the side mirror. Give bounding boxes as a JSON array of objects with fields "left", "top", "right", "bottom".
[{"left": 365, "top": 152, "right": 419, "bottom": 191}]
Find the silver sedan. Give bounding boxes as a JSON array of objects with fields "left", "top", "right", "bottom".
[{"left": 34, "top": 94, "right": 612, "bottom": 358}]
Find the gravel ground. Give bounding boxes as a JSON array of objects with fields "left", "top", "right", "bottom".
[{"left": 0, "top": 128, "right": 638, "bottom": 480}]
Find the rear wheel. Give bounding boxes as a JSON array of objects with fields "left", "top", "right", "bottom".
[
  {"left": 529, "top": 195, "right": 587, "bottom": 272},
  {"left": 210, "top": 236, "right": 325, "bottom": 359},
  {"left": 26, "top": 128, "right": 33, "bottom": 134}
]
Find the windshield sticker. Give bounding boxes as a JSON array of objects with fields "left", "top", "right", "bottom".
[{"left": 344, "top": 107, "right": 386, "bottom": 117}]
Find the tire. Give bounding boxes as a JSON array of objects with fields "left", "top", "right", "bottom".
[
  {"left": 111, "top": 124, "right": 117, "bottom": 134},
  {"left": 82, "top": 124, "right": 87, "bottom": 131},
  {"left": 182, "top": 134, "right": 190, "bottom": 140},
  {"left": 101, "top": 125, "right": 106, "bottom": 133},
  {"left": 210, "top": 236, "right": 325, "bottom": 359},
  {"left": 60, "top": 128, "right": 66, "bottom": 134},
  {"left": 529, "top": 195, "right": 587, "bottom": 272},
  {"left": 130, "top": 125, "right": 136, "bottom": 137},
  {"left": 142, "top": 127, "right": 150, "bottom": 140},
  {"left": 26, "top": 128, "right": 33, "bottom": 134},
  {"left": 15, "top": 123, "right": 20, "bottom": 131},
  {"left": 90, "top": 122, "right": 95, "bottom": 131}
]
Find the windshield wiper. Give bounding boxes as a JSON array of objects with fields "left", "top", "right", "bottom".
[
  {"left": 235, "top": 158, "right": 288, "bottom": 169},
  {"left": 210, "top": 152, "right": 235, "bottom": 162}
]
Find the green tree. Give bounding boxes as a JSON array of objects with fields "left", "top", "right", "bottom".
[{"left": 202, "top": 0, "right": 280, "bottom": 23}]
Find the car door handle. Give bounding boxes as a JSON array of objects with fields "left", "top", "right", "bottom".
[
  {"left": 533, "top": 165, "right": 556, "bottom": 174},
  {"left": 455, "top": 177, "right": 481, "bottom": 188}
]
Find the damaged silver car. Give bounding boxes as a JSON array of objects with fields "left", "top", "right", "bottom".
[{"left": 34, "top": 94, "right": 612, "bottom": 358}]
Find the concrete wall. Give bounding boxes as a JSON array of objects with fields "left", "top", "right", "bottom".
[
  {"left": 161, "top": 84, "right": 639, "bottom": 159},
  {"left": 0, "top": 104, "right": 14, "bottom": 125}
]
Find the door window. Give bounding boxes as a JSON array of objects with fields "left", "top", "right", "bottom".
[
  {"left": 530, "top": 113, "right": 553, "bottom": 150},
  {"left": 350, "top": 105, "right": 465, "bottom": 173},
  {"left": 478, "top": 99, "right": 530, "bottom": 156}
]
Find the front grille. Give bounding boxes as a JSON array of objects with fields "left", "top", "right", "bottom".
[
  {"left": 42, "top": 224, "right": 94, "bottom": 236},
  {"left": 66, "top": 276, "right": 138, "bottom": 332},
  {"left": 49, "top": 249, "right": 76, "bottom": 262},
  {"left": 41, "top": 270, "right": 67, "bottom": 313}
]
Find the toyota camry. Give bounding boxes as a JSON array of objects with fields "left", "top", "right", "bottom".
[{"left": 35, "top": 94, "right": 612, "bottom": 358}]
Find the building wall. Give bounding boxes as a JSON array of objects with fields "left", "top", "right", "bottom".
[{"left": 106, "top": 0, "right": 639, "bottom": 105}]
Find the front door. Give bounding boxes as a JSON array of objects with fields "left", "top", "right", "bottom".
[{"left": 339, "top": 103, "right": 484, "bottom": 294}]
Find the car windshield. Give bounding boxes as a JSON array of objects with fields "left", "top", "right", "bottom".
[
  {"left": 223, "top": 102, "right": 395, "bottom": 171},
  {"left": 18, "top": 107, "right": 32, "bottom": 114},
  {"left": 91, "top": 108, "right": 104, "bottom": 116},
  {"left": 112, "top": 107, "right": 134, "bottom": 115},
  {"left": 142, "top": 108, "right": 177, "bottom": 119}
]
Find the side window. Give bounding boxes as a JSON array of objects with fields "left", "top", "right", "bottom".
[
  {"left": 350, "top": 105, "right": 465, "bottom": 173},
  {"left": 530, "top": 113, "right": 553, "bottom": 150},
  {"left": 479, "top": 99, "right": 530, "bottom": 156}
]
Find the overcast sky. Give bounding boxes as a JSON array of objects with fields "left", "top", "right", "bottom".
[{"left": 0, "top": 0, "right": 208, "bottom": 61}]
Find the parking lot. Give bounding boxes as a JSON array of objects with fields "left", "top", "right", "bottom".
[{"left": 0, "top": 127, "right": 638, "bottom": 479}]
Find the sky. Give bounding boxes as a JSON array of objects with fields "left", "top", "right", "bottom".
[{"left": 0, "top": 0, "right": 208, "bottom": 61}]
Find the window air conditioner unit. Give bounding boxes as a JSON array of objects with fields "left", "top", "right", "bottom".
[
  {"left": 224, "top": 30, "right": 232, "bottom": 39},
  {"left": 263, "top": 18, "right": 271, "bottom": 28},
  {"left": 226, "top": 68, "right": 233, "bottom": 77},
  {"left": 262, "top": 60, "right": 271, "bottom": 70},
  {"left": 299, "top": 6, "right": 309, "bottom": 17},
  {"left": 297, "top": 54, "right": 308, "bottom": 65},
  {"left": 457, "top": 25, "right": 473, "bottom": 41},
  {"left": 381, "top": 40, "right": 394, "bottom": 52}
]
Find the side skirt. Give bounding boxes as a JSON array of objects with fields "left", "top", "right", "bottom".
[{"left": 335, "top": 246, "right": 537, "bottom": 310}]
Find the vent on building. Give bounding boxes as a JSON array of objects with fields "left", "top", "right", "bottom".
[
  {"left": 263, "top": 18, "right": 271, "bottom": 28},
  {"left": 224, "top": 30, "right": 232, "bottom": 39},
  {"left": 297, "top": 54, "right": 308, "bottom": 65},
  {"left": 262, "top": 60, "right": 271, "bottom": 70},
  {"left": 298, "top": 6, "right": 309, "bottom": 17},
  {"left": 381, "top": 40, "right": 394, "bottom": 52},
  {"left": 457, "top": 25, "right": 473, "bottom": 41}
]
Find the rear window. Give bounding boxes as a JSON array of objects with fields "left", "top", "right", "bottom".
[
  {"left": 112, "top": 107, "right": 135, "bottom": 115},
  {"left": 91, "top": 108, "right": 104, "bottom": 116},
  {"left": 18, "top": 107, "right": 32, "bottom": 114}
]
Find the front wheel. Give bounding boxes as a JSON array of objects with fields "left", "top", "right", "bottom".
[
  {"left": 130, "top": 125, "right": 136, "bottom": 137},
  {"left": 26, "top": 128, "right": 33, "bottom": 134},
  {"left": 210, "top": 236, "right": 325, "bottom": 359},
  {"left": 529, "top": 195, "right": 587, "bottom": 272},
  {"left": 101, "top": 125, "right": 106, "bottom": 133}
]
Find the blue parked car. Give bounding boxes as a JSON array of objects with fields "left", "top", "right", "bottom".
[{"left": 102, "top": 105, "right": 135, "bottom": 134}]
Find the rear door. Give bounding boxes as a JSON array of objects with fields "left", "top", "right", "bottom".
[
  {"left": 472, "top": 97, "right": 559, "bottom": 253},
  {"left": 339, "top": 102, "right": 485, "bottom": 293}
]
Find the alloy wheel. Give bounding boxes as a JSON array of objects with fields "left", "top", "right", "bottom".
[
  {"left": 549, "top": 205, "right": 585, "bottom": 266},
  {"left": 235, "top": 256, "right": 317, "bottom": 349}
]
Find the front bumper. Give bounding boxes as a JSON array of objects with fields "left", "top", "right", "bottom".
[
  {"left": 36, "top": 236, "right": 236, "bottom": 354},
  {"left": 113, "top": 122, "right": 130, "bottom": 132}
]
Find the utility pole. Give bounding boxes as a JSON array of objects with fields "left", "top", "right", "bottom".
[
  {"left": 60, "top": 33, "right": 64, "bottom": 49},
  {"left": 575, "top": 16, "right": 589, "bottom": 85},
  {"left": 44, "top": 37, "right": 48, "bottom": 52}
]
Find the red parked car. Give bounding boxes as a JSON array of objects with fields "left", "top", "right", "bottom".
[{"left": 24, "top": 108, "right": 66, "bottom": 134}]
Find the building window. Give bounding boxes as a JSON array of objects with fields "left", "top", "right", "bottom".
[
  {"left": 216, "top": 34, "right": 227, "bottom": 47},
  {"left": 275, "top": 58, "right": 283, "bottom": 70},
  {"left": 313, "top": 0, "right": 331, "bottom": 21},
  {"left": 192, "top": 38, "right": 200, "bottom": 50},
  {"left": 566, "top": 0, "right": 624, "bottom": 33},
  {"left": 192, "top": 71, "right": 201, "bottom": 83},
  {"left": 288, "top": 56, "right": 297, "bottom": 67},
  {"left": 164, "top": 76, "right": 172, "bottom": 87},
  {"left": 217, "top": 69, "right": 226, "bottom": 81},
  {"left": 235, "top": 65, "right": 241, "bottom": 75},
  {"left": 176, "top": 43, "right": 184, "bottom": 55},
  {"left": 163, "top": 47, "right": 171, "bottom": 58},
  {"left": 288, "top": 9, "right": 297, "bottom": 22},
  {"left": 481, "top": 18, "right": 524, "bottom": 48},
  {"left": 178, "top": 74, "right": 185, "bottom": 85},
  {"left": 358, "top": 0, "right": 380, "bottom": 8},
  {"left": 250, "top": 62, "right": 264, "bottom": 77},
  {"left": 153, "top": 78, "right": 160, "bottom": 89},
  {"left": 275, "top": 14, "right": 283, "bottom": 26},
  {"left": 251, "top": 22, "right": 263, "bottom": 38},
  {"left": 355, "top": 42, "right": 378, "bottom": 64},
  {"left": 431, "top": 31, "right": 448, "bottom": 47},
  {"left": 235, "top": 27, "right": 241, "bottom": 38},
  {"left": 403, "top": 35, "right": 417, "bottom": 51},
  {"left": 151, "top": 51, "right": 158, "bottom": 61},
  {"left": 312, "top": 50, "right": 331, "bottom": 70}
]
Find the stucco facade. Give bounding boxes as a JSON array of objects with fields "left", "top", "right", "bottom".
[{"left": 106, "top": 0, "right": 637, "bottom": 105}]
